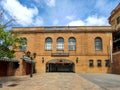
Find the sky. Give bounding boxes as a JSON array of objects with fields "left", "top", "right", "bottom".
[{"left": 0, "top": 0, "right": 120, "bottom": 27}]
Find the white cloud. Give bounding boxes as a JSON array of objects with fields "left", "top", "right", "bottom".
[
  {"left": 1, "top": 0, "right": 43, "bottom": 26},
  {"left": 66, "top": 15, "right": 75, "bottom": 20},
  {"left": 85, "top": 15, "right": 108, "bottom": 26},
  {"left": 68, "top": 15, "right": 109, "bottom": 26},
  {"left": 68, "top": 20, "right": 85, "bottom": 26},
  {"left": 45, "top": 0, "right": 55, "bottom": 7}
]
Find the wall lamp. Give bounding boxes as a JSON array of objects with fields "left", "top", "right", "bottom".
[
  {"left": 76, "top": 57, "right": 78, "bottom": 63},
  {"left": 42, "top": 57, "right": 44, "bottom": 63}
]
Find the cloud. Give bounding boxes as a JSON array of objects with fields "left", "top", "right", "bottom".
[
  {"left": 95, "top": 0, "right": 120, "bottom": 15},
  {"left": 35, "top": 0, "right": 55, "bottom": 7},
  {"left": 68, "top": 15, "right": 109, "bottom": 26},
  {"left": 45, "top": 0, "right": 55, "bottom": 7},
  {"left": 66, "top": 15, "right": 75, "bottom": 20},
  {"left": 68, "top": 20, "right": 85, "bottom": 26},
  {"left": 1, "top": 0, "right": 43, "bottom": 26}
]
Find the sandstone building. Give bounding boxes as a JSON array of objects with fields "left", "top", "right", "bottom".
[{"left": 11, "top": 26, "right": 112, "bottom": 75}]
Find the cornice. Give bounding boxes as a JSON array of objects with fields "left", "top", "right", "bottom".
[{"left": 11, "top": 26, "right": 113, "bottom": 34}]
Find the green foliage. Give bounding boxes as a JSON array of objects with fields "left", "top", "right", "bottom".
[{"left": 0, "top": 26, "right": 23, "bottom": 58}]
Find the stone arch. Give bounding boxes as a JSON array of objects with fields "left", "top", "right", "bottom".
[{"left": 46, "top": 59, "right": 75, "bottom": 72}]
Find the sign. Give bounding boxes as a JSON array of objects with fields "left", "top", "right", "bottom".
[{"left": 51, "top": 53, "right": 69, "bottom": 56}]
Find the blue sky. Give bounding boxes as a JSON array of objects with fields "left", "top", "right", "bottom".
[{"left": 0, "top": 0, "right": 120, "bottom": 27}]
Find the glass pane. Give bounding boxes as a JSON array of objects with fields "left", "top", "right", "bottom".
[
  {"left": 45, "top": 38, "right": 52, "bottom": 50},
  {"left": 57, "top": 38, "right": 64, "bottom": 50},
  {"left": 69, "top": 38, "right": 76, "bottom": 50},
  {"left": 95, "top": 37, "right": 102, "bottom": 50}
]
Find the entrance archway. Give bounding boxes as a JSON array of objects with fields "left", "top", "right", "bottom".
[{"left": 46, "top": 59, "right": 75, "bottom": 72}]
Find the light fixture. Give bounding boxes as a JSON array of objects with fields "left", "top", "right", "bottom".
[
  {"left": 42, "top": 57, "right": 44, "bottom": 63},
  {"left": 76, "top": 57, "right": 78, "bottom": 63}
]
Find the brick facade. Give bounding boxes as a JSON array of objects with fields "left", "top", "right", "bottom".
[{"left": 12, "top": 26, "right": 112, "bottom": 75}]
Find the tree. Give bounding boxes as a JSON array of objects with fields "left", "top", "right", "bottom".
[{"left": 0, "top": 27, "right": 23, "bottom": 58}]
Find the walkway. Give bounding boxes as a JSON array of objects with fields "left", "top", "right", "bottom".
[
  {"left": 80, "top": 73, "right": 120, "bottom": 90},
  {"left": 0, "top": 73, "right": 119, "bottom": 90}
]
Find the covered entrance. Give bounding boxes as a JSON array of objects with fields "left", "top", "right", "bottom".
[{"left": 46, "top": 59, "right": 75, "bottom": 72}]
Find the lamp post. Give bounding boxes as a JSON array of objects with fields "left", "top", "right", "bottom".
[{"left": 26, "top": 51, "right": 36, "bottom": 78}]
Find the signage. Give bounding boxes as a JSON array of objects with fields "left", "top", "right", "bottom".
[{"left": 51, "top": 53, "right": 69, "bottom": 56}]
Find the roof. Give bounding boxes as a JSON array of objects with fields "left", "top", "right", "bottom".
[
  {"left": 108, "top": 3, "right": 120, "bottom": 22},
  {"left": 11, "top": 26, "right": 113, "bottom": 33},
  {"left": 0, "top": 57, "right": 18, "bottom": 62},
  {"left": 21, "top": 56, "right": 36, "bottom": 63}
]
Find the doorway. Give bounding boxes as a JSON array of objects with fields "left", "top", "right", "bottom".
[{"left": 46, "top": 59, "right": 74, "bottom": 72}]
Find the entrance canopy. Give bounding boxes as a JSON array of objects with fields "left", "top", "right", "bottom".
[{"left": 47, "top": 59, "right": 73, "bottom": 64}]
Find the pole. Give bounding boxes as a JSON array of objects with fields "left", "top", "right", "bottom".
[
  {"left": 110, "top": 40, "right": 113, "bottom": 74},
  {"left": 30, "top": 57, "right": 33, "bottom": 78},
  {"left": 110, "top": 40, "right": 113, "bottom": 63}
]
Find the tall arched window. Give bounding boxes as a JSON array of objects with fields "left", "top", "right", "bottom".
[
  {"left": 57, "top": 37, "right": 64, "bottom": 50},
  {"left": 45, "top": 37, "right": 52, "bottom": 50},
  {"left": 69, "top": 37, "right": 76, "bottom": 50},
  {"left": 95, "top": 37, "right": 102, "bottom": 50},
  {"left": 21, "top": 38, "right": 27, "bottom": 51}
]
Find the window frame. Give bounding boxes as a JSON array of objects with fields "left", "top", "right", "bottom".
[
  {"left": 21, "top": 38, "right": 27, "bottom": 51},
  {"left": 105, "top": 60, "right": 110, "bottom": 67},
  {"left": 95, "top": 37, "right": 102, "bottom": 51},
  {"left": 45, "top": 37, "right": 52, "bottom": 50},
  {"left": 68, "top": 37, "right": 76, "bottom": 50},
  {"left": 97, "top": 60, "right": 102, "bottom": 67},
  {"left": 57, "top": 37, "right": 64, "bottom": 50},
  {"left": 89, "top": 60, "right": 94, "bottom": 67}
]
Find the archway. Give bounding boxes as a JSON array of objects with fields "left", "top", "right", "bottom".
[{"left": 46, "top": 59, "right": 75, "bottom": 72}]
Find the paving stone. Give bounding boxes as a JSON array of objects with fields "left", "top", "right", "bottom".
[{"left": 0, "top": 73, "right": 119, "bottom": 90}]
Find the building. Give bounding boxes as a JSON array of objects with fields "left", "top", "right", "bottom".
[
  {"left": 1, "top": 3, "right": 120, "bottom": 76},
  {"left": 11, "top": 26, "right": 112, "bottom": 75},
  {"left": 109, "top": 3, "right": 120, "bottom": 74}
]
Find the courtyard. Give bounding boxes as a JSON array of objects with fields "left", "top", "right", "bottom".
[{"left": 0, "top": 73, "right": 120, "bottom": 90}]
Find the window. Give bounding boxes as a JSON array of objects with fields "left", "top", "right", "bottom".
[
  {"left": 21, "top": 38, "right": 27, "bottom": 51},
  {"left": 95, "top": 37, "right": 102, "bottom": 50},
  {"left": 97, "top": 60, "right": 102, "bottom": 67},
  {"left": 45, "top": 37, "right": 52, "bottom": 50},
  {"left": 117, "top": 16, "right": 120, "bottom": 24},
  {"left": 69, "top": 37, "right": 76, "bottom": 50},
  {"left": 89, "top": 60, "right": 94, "bottom": 67},
  {"left": 105, "top": 60, "right": 110, "bottom": 67},
  {"left": 57, "top": 37, "right": 64, "bottom": 50}
]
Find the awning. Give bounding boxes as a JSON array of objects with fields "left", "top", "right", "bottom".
[
  {"left": 0, "top": 57, "right": 19, "bottom": 62},
  {"left": 21, "top": 57, "right": 36, "bottom": 63}
]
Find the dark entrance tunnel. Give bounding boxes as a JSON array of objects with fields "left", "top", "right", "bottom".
[{"left": 46, "top": 59, "right": 75, "bottom": 72}]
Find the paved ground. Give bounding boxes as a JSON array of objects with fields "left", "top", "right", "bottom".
[
  {"left": 0, "top": 73, "right": 120, "bottom": 90},
  {"left": 80, "top": 73, "right": 120, "bottom": 90}
]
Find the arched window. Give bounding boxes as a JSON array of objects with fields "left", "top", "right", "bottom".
[
  {"left": 57, "top": 37, "right": 64, "bottom": 50},
  {"left": 21, "top": 38, "right": 27, "bottom": 51},
  {"left": 95, "top": 37, "right": 102, "bottom": 50},
  {"left": 45, "top": 37, "right": 52, "bottom": 50},
  {"left": 117, "top": 16, "right": 120, "bottom": 24},
  {"left": 68, "top": 37, "right": 76, "bottom": 50}
]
